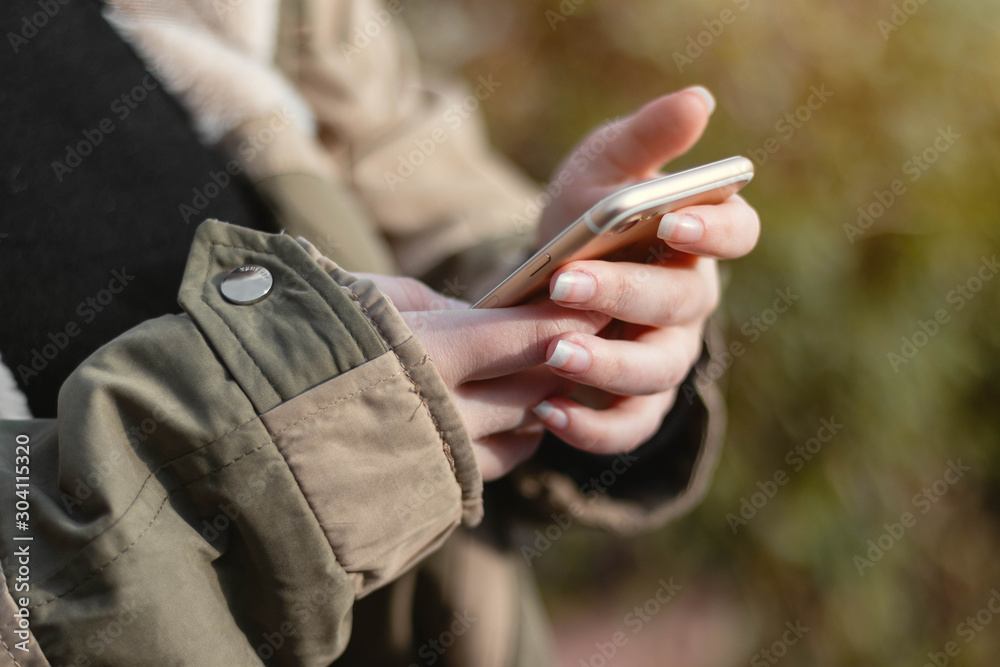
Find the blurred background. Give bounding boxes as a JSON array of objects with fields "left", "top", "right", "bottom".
[{"left": 403, "top": 0, "right": 1000, "bottom": 664}]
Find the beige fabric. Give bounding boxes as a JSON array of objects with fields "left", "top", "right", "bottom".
[{"left": 104, "top": 0, "right": 541, "bottom": 278}]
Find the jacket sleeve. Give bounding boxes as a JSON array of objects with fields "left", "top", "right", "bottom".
[{"left": 0, "top": 220, "right": 482, "bottom": 667}]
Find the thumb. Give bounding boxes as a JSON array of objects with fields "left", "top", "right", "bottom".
[{"left": 576, "top": 87, "right": 716, "bottom": 185}]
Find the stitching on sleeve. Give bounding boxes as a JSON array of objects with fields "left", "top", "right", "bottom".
[
  {"left": 30, "top": 437, "right": 276, "bottom": 609},
  {"left": 0, "top": 628, "right": 25, "bottom": 667},
  {"left": 341, "top": 286, "right": 458, "bottom": 475},
  {"left": 30, "top": 409, "right": 263, "bottom": 584},
  {"left": 267, "top": 358, "right": 430, "bottom": 438},
  {"left": 29, "top": 362, "right": 427, "bottom": 609}
]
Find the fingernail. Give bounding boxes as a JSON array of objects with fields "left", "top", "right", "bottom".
[
  {"left": 545, "top": 340, "right": 591, "bottom": 373},
  {"left": 686, "top": 86, "right": 716, "bottom": 114},
  {"left": 533, "top": 401, "right": 568, "bottom": 429},
  {"left": 551, "top": 271, "right": 596, "bottom": 303},
  {"left": 658, "top": 213, "right": 703, "bottom": 244}
]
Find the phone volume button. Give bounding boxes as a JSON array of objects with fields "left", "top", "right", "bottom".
[{"left": 528, "top": 253, "right": 552, "bottom": 277}]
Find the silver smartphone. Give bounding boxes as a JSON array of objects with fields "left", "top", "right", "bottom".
[{"left": 472, "top": 156, "right": 754, "bottom": 309}]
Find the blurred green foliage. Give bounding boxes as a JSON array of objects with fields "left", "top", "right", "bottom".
[{"left": 407, "top": 0, "right": 1000, "bottom": 663}]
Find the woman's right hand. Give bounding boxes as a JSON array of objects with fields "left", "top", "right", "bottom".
[{"left": 359, "top": 274, "right": 609, "bottom": 481}]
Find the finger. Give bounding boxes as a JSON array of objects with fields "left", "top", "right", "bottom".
[
  {"left": 355, "top": 273, "right": 469, "bottom": 311},
  {"left": 532, "top": 392, "right": 677, "bottom": 455},
  {"left": 456, "top": 367, "right": 575, "bottom": 439},
  {"left": 656, "top": 194, "right": 761, "bottom": 259},
  {"left": 547, "top": 257, "right": 719, "bottom": 327},
  {"left": 403, "top": 303, "right": 611, "bottom": 383},
  {"left": 542, "top": 326, "right": 702, "bottom": 396},
  {"left": 577, "top": 87, "right": 715, "bottom": 186},
  {"left": 472, "top": 426, "right": 545, "bottom": 482}
]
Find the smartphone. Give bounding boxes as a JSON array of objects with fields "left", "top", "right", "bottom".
[{"left": 472, "top": 156, "right": 754, "bottom": 309}]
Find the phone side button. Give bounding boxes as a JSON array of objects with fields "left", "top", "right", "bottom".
[
  {"left": 482, "top": 295, "right": 501, "bottom": 308},
  {"left": 528, "top": 253, "right": 552, "bottom": 277}
]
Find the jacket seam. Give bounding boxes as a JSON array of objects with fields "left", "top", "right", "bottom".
[
  {"left": 30, "top": 435, "right": 276, "bottom": 609},
  {"left": 0, "top": 629, "right": 24, "bottom": 667},
  {"left": 341, "top": 287, "right": 458, "bottom": 474},
  {"left": 29, "top": 354, "right": 430, "bottom": 609},
  {"left": 25, "top": 409, "right": 264, "bottom": 587},
  {"left": 267, "top": 357, "right": 429, "bottom": 437}
]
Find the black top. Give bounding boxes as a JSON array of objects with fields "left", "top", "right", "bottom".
[{"left": 0, "top": 0, "right": 277, "bottom": 417}]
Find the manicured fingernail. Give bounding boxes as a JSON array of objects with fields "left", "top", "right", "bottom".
[
  {"left": 658, "top": 213, "right": 703, "bottom": 244},
  {"left": 545, "top": 340, "right": 591, "bottom": 372},
  {"left": 686, "top": 86, "right": 716, "bottom": 114},
  {"left": 533, "top": 401, "right": 568, "bottom": 429},
  {"left": 551, "top": 271, "right": 596, "bottom": 303}
]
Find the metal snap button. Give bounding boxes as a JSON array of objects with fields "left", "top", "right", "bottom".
[{"left": 221, "top": 265, "right": 273, "bottom": 304}]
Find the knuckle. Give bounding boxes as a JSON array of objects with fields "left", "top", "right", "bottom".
[
  {"left": 529, "top": 318, "right": 557, "bottom": 367},
  {"left": 657, "top": 281, "right": 684, "bottom": 324},
  {"left": 608, "top": 268, "right": 637, "bottom": 317}
]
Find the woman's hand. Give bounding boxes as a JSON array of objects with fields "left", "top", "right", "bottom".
[
  {"left": 531, "top": 87, "right": 761, "bottom": 454},
  {"left": 359, "top": 274, "right": 610, "bottom": 481}
]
